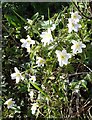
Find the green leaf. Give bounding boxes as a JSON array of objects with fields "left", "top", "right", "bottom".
[
  {"left": 4, "top": 14, "right": 20, "bottom": 27},
  {"left": 30, "top": 81, "right": 50, "bottom": 99},
  {"left": 31, "top": 12, "right": 39, "bottom": 20},
  {"left": 13, "top": 9, "right": 27, "bottom": 23}
]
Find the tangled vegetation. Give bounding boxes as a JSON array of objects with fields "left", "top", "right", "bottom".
[{"left": 2, "top": 2, "right": 92, "bottom": 120}]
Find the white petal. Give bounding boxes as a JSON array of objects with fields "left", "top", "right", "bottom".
[
  {"left": 27, "top": 35, "right": 31, "bottom": 39},
  {"left": 71, "top": 40, "right": 77, "bottom": 44},
  {"left": 59, "top": 61, "right": 63, "bottom": 67},
  {"left": 62, "top": 59, "right": 68, "bottom": 65},
  {"left": 20, "top": 39, "right": 26, "bottom": 43},
  {"left": 79, "top": 24, "right": 81, "bottom": 28},
  {"left": 14, "top": 67, "right": 19, "bottom": 73},
  {"left": 73, "top": 25, "right": 79, "bottom": 32},
  {"left": 11, "top": 73, "right": 16, "bottom": 79},
  {"left": 7, "top": 104, "right": 13, "bottom": 109},
  {"left": 21, "top": 42, "right": 28, "bottom": 48},
  {"left": 27, "top": 47, "right": 30, "bottom": 53},
  {"left": 67, "top": 53, "right": 72, "bottom": 58},
  {"left": 48, "top": 28, "right": 51, "bottom": 34},
  {"left": 78, "top": 48, "right": 82, "bottom": 53},
  {"left": 55, "top": 50, "right": 61, "bottom": 55},
  {"left": 16, "top": 77, "right": 20, "bottom": 83},
  {"left": 62, "top": 49, "right": 67, "bottom": 54},
  {"left": 21, "top": 76, "right": 24, "bottom": 80},
  {"left": 4, "top": 98, "right": 12, "bottom": 105},
  {"left": 73, "top": 48, "right": 78, "bottom": 54},
  {"left": 31, "top": 40, "right": 35, "bottom": 44},
  {"left": 51, "top": 24, "right": 56, "bottom": 31},
  {"left": 82, "top": 44, "right": 86, "bottom": 48},
  {"left": 32, "top": 110, "right": 36, "bottom": 114}
]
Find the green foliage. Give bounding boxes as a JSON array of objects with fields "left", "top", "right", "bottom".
[{"left": 2, "top": 2, "right": 92, "bottom": 120}]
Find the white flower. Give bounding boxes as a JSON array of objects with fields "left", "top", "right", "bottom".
[
  {"left": 55, "top": 49, "right": 71, "bottom": 67},
  {"left": 4, "top": 98, "right": 15, "bottom": 109},
  {"left": 41, "top": 84, "right": 45, "bottom": 90},
  {"left": 71, "top": 40, "right": 86, "bottom": 54},
  {"left": 37, "top": 93, "right": 42, "bottom": 100},
  {"left": 74, "top": 85, "right": 80, "bottom": 93},
  {"left": 31, "top": 103, "right": 38, "bottom": 114},
  {"left": 67, "top": 11, "right": 81, "bottom": 33},
  {"left": 29, "top": 90, "right": 34, "bottom": 100},
  {"left": 50, "top": 24, "right": 56, "bottom": 31},
  {"left": 29, "top": 76, "right": 36, "bottom": 83},
  {"left": 71, "top": 11, "right": 82, "bottom": 23},
  {"left": 11, "top": 67, "right": 24, "bottom": 83},
  {"left": 40, "top": 29, "right": 53, "bottom": 46},
  {"left": 67, "top": 18, "right": 81, "bottom": 33},
  {"left": 20, "top": 35, "right": 35, "bottom": 52},
  {"left": 36, "top": 57, "right": 45, "bottom": 67},
  {"left": 24, "top": 26, "right": 30, "bottom": 31},
  {"left": 27, "top": 18, "right": 33, "bottom": 25}
]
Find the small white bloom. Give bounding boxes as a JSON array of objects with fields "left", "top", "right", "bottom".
[
  {"left": 71, "top": 40, "right": 86, "bottom": 54},
  {"left": 29, "top": 90, "right": 34, "bottom": 100},
  {"left": 50, "top": 24, "right": 56, "bottom": 31},
  {"left": 40, "top": 29, "right": 53, "bottom": 46},
  {"left": 4, "top": 98, "right": 15, "bottom": 109},
  {"left": 71, "top": 11, "right": 82, "bottom": 23},
  {"left": 20, "top": 35, "right": 35, "bottom": 52},
  {"left": 67, "top": 18, "right": 81, "bottom": 33},
  {"left": 74, "top": 85, "right": 80, "bottom": 93},
  {"left": 11, "top": 67, "right": 24, "bottom": 83},
  {"left": 27, "top": 18, "right": 33, "bottom": 25},
  {"left": 36, "top": 57, "right": 45, "bottom": 67},
  {"left": 24, "top": 26, "right": 30, "bottom": 31},
  {"left": 31, "top": 103, "right": 38, "bottom": 114},
  {"left": 29, "top": 76, "right": 36, "bottom": 83},
  {"left": 55, "top": 49, "right": 71, "bottom": 67},
  {"left": 41, "top": 84, "right": 45, "bottom": 90},
  {"left": 37, "top": 93, "right": 42, "bottom": 100}
]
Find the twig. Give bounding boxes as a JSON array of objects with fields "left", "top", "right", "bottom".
[
  {"left": 68, "top": 71, "right": 91, "bottom": 77},
  {"left": 83, "top": 64, "right": 92, "bottom": 72},
  {"left": 72, "top": 105, "right": 92, "bottom": 117}
]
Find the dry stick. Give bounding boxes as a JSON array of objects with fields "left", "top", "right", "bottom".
[
  {"left": 72, "top": 99, "right": 92, "bottom": 116},
  {"left": 68, "top": 61, "right": 92, "bottom": 77},
  {"left": 76, "top": 93, "right": 80, "bottom": 118},
  {"left": 83, "top": 64, "right": 92, "bottom": 72},
  {"left": 72, "top": 104, "right": 92, "bottom": 117},
  {"left": 68, "top": 71, "right": 91, "bottom": 77},
  {"left": 88, "top": 106, "right": 92, "bottom": 118},
  {"left": 72, "top": 2, "right": 92, "bottom": 20}
]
